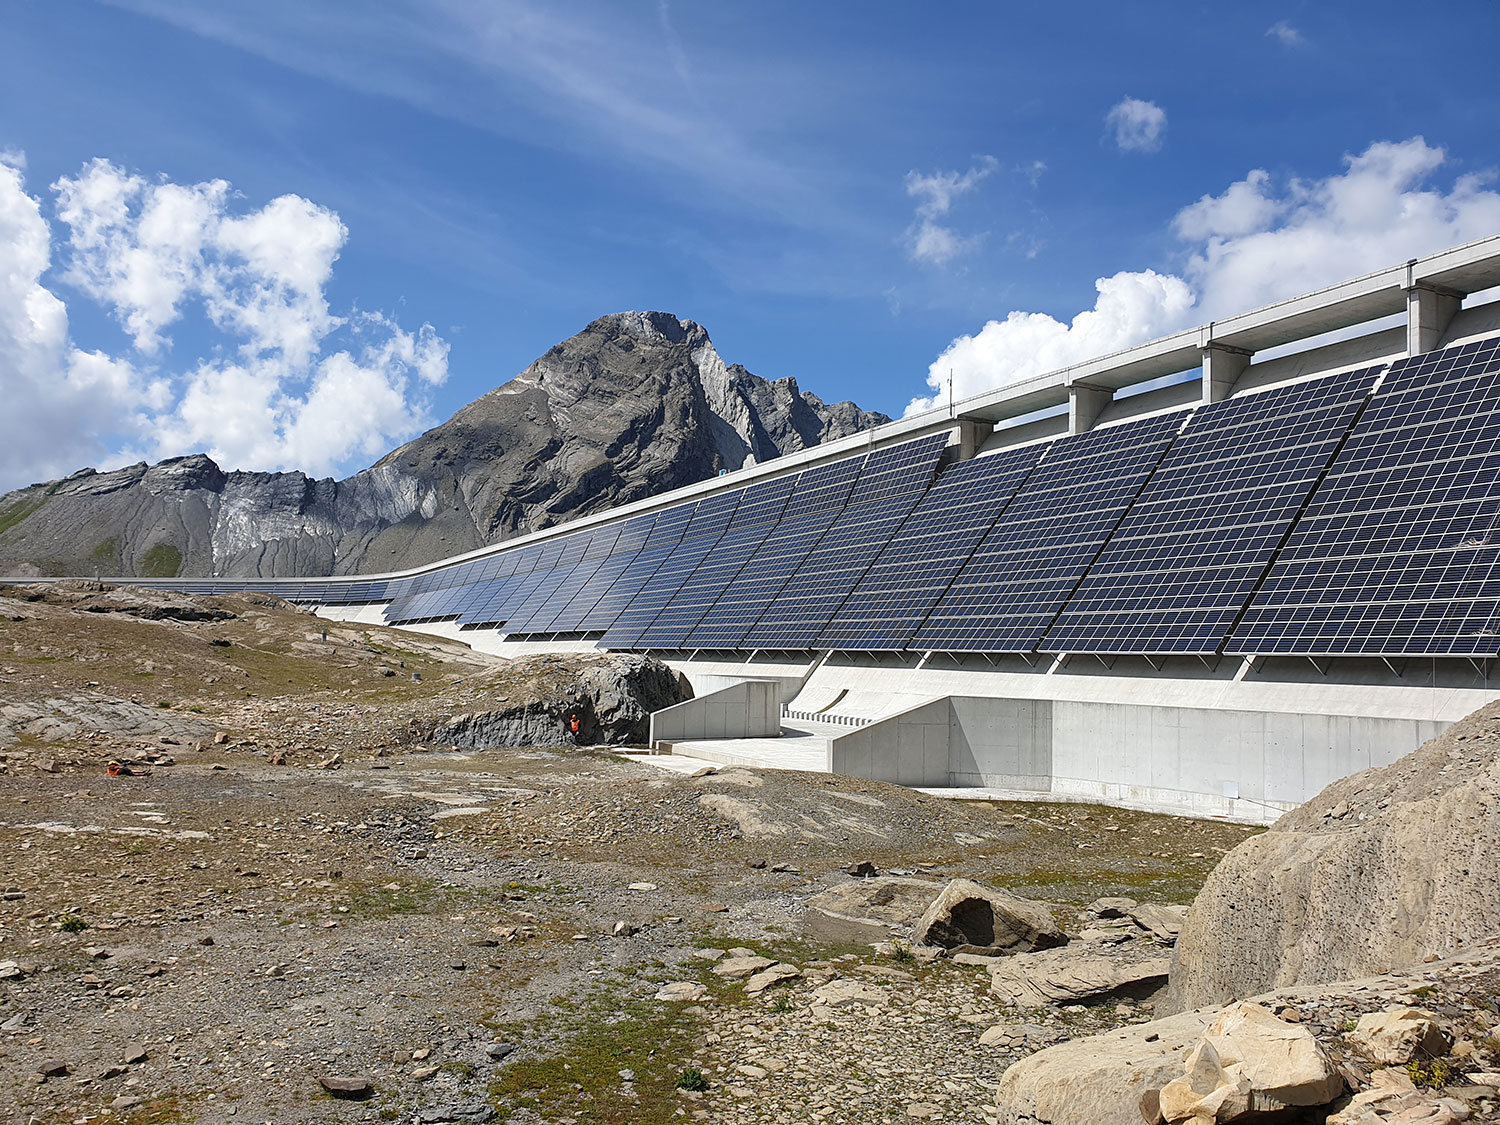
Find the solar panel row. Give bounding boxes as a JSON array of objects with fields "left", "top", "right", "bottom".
[{"left": 122, "top": 341, "right": 1500, "bottom": 659}]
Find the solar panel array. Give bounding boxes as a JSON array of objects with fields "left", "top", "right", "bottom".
[
  {"left": 1229, "top": 339, "right": 1500, "bottom": 657},
  {"left": 1043, "top": 366, "right": 1381, "bottom": 654},
  {"left": 913, "top": 413, "right": 1183, "bottom": 652},
  {"left": 108, "top": 339, "right": 1500, "bottom": 661}
]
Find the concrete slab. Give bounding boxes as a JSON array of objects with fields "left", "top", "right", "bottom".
[{"left": 653, "top": 720, "right": 841, "bottom": 773}]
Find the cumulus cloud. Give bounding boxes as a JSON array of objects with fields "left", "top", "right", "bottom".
[
  {"left": 1105, "top": 97, "right": 1167, "bottom": 153},
  {"left": 0, "top": 156, "right": 448, "bottom": 492},
  {"left": 909, "top": 137, "right": 1500, "bottom": 414},
  {"left": 1266, "top": 20, "right": 1304, "bottom": 47},
  {"left": 904, "top": 157, "right": 997, "bottom": 266}
]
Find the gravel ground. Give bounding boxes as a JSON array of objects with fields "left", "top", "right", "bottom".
[{"left": 0, "top": 588, "right": 1263, "bottom": 1124}]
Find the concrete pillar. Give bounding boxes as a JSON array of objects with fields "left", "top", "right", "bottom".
[
  {"left": 952, "top": 419, "right": 994, "bottom": 460},
  {"left": 1202, "top": 344, "right": 1252, "bottom": 403},
  {"left": 1068, "top": 381, "right": 1112, "bottom": 435},
  {"left": 1406, "top": 283, "right": 1461, "bottom": 356}
]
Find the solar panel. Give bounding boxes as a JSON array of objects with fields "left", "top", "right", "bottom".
[
  {"left": 505, "top": 525, "right": 621, "bottom": 635},
  {"left": 1228, "top": 339, "right": 1500, "bottom": 657},
  {"left": 914, "top": 412, "right": 1184, "bottom": 652},
  {"left": 734, "top": 436, "right": 950, "bottom": 650},
  {"left": 629, "top": 477, "right": 798, "bottom": 649},
  {"left": 677, "top": 456, "right": 867, "bottom": 648},
  {"left": 497, "top": 530, "right": 600, "bottom": 633},
  {"left": 1042, "top": 366, "right": 1381, "bottom": 655},
  {"left": 816, "top": 442, "right": 1045, "bottom": 650}
]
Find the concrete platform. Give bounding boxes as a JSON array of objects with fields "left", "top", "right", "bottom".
[{"left": 649, "top": 718, "right": 845, "bottom": 773}]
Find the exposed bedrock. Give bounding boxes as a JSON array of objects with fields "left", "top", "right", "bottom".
[
  {"left": 424, "top": 653, "right": 690, "bottom": 748},
  {"left": 1165, "top": 701, "right": 1500, "bottom": 1014}
]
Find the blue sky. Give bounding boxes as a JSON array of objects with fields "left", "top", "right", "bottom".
[{"left": 3, "top": 0, "right": 1500, "bottom": 491}]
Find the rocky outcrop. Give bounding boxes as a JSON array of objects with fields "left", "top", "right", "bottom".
[
  {"left": 1166, "top": 703, "right": 1500, "bottom": 1013},
  {"left": 0, "top": 313, "right": 887, "bottom": 579},
  {"left": 993, "top": 933, "right": 1500, "bottom": 1125},
  {"left": 988, "top": 947, "right": 1171, "bottom": 1008},
  {"left": 913, "top": 879, "right": 1066, "bottom": 955},
  {"left": 424, "top": 653, "right": 689, "bottom": 748}
]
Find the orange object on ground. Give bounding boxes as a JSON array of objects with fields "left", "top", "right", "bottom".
[
  {"left": 568, "top": 714, "right": 581, "bottom": 735},
  {"left": 106, "top": 761, "right": 150, "bottom": 777}
]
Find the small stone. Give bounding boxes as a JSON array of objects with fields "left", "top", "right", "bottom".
[
  {"left": 484, "top": 1042, "right": 515, "bottom": 1061},
  {"left": 654, "top": 981, "right": 709, "bottom": 1002},
  {"left": 705, "top": 903, "right": 729, "bottom": 913},
  {"left": 628, "top": 882, "right": 657, "bottom": 892},
  {"left": 85, "top": 946, "right": 111, "bottom": 960},
  {"left": 612, "top": 921, "right": 639, "bottom": 938},
  {"left": 198, "top": 936, "right": 215, "bottom": 946},
  {"left": 111, "top": 1095, "right": 146, "bottom": 1111},
  {"left": 412, "top": 1065, "right": 439, "bottom": 1080},
  {"left": 412, "top": 1047, "right": 432, "bottom": 1061},
  {"left": 906, "top": 1104, "right": 940, "bottom": 1118},
  {"left": 318, "top": 1075, "right": 372, "bottom": 1098},
  {"left": 0, "top": 960, "right": 25, "bottom": 980},
  {"left": 691, "top": 948, "right": 726, "bottom": 962},
  {"left": 747, "top": 859, "right": 767, "bottom": 869},
  {"left": 846, "top": 860, "right": 879, "bottom": 878},
  {"left": 449, "top": 961, "right": 466, "bottom": 971},
  {"left": 38, "top": 1060, "right": 70, "bottom": 1078},
  {"left": 744, "top": 963, "right": 802, "bottom": 995},
  {"left": 123, "top": 1043, "right": 148, "bottom": 1065},
  {"left": 714, "top": 955, "right": 775, "bottom": 979},
  {"left": 770, "top": 862, "right": 800, "bottom": 873},
  {"left": 213, "top": 731, "right": 229, "bottom": 744}
]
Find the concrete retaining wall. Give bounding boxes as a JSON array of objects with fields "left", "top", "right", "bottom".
[
  {"left": 830, "top": 694, "right": 1449, "bottom": 822},
  {"left": 649, "top": 679, "right": 782, "bottom": 744}
]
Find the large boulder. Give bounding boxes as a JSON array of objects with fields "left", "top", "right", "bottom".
[
  {"left": 1167, "top": 703, "right": 1500, "bottom": 1012},
  {"left": 426, "top": 653, "right": 689, "bottom": 747},
  {"left": 803, "top": 876, "right": 945, "bottom": 943},
  {"left": 1157, "top": 1003, "right": 1343, "bottom": 1121},
  {"left": 913, "top": 879, "right": 1065, "bottom": 955}
]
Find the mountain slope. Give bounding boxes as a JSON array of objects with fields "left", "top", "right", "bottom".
[{"left": 0, "top": 312, "right": 889, "bottom": 579}]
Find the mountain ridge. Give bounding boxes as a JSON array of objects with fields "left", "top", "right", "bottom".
[{"left": 0, "top": 311, "right": 889, "bottom": 579}]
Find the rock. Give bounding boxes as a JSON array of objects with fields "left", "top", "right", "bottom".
[
  {"left": 1168, "top": 708, "right": 1500, "bottom": 1011},
  {"left": 990, "top": 947, "right": 1170, "bottom": 1007},
  {"left": 979, "top": 1025, "right": 1013, "bottom": 1046},
  {"left": 0, "top": 960, "right": 25, "bottom": 980},
  {"left": 691, "top": 948, "right": 726, "bottom": 962},
  {"left": 316, "top": 752, "right": 343, "bottom": 770},
  {"left": 318, "top": 1075, "right": 373, "bottom": 1099},
  {"left": 743, "top": 963, "right": 801, "bottom": 994},
  {"left": 1129, "top": 903, "right": 1189, "bottom": 942},
  {"left": 1346, "top": 1008, "right": 1452, "bottom": 1065},
  {"left": 416, "top": 1102, "right": 498, "bottom": 1123},
  {"left": 37, "top": 1060, "right": 70, "bottom": 1078},
  {"left": 412, "top": 1065, "right": 439, "bottom": 1080},
  {"left": 803, "top": 875, "right": 945, "bottom": 944},
  {"left": 268, "top": 750, "right": 287, "bottom": 766},
  {"left": 612, "top": 921, "right": 638, "bottom": 938},
  {"left": 110, "top": 1095, "right": 146, "bottom": 1111},
  {"left": 654, "top": 982, "right": 709, "bottom": 1002},
  {"left": 85, "top": 946, "right": 111, "bottom": 960},
  {"left": 123, "top": 1043, "right": 148, "bottom": 1065},
  {"left": 36, "top": 757, "right": 58, "bottom": 773},
  {"left": 1087, "top": 897, "right": 1138, "bottom": 918},
  {"left": 1157, "top": 1004, "right": 1343, "bottom": 1121},
  {"left": 846, "top": 860, "right": 879, "bottom": 877},
  {"left": 913, "top": 878, "right": 1065, "bottom": 954},
  {"left": 197, "top": 935, "right": 214, "bottom": 946},
  {"left": 811, "top": 979, "right": 887, "bottom": 1008},
  {"left": 427, "top": 655, "right": 690, "bottom": 747},
  {"left": 214, "top": 731, "right": 229, "bottom": 745},
  {"left": 484, "top": 1042, "right": 515, "bottom": 1061},
  {"left": 628, "top": 882, "right": 657, "bottom": 892},
  {"left": 714, "top": 955, "right": 775, "bottom": 979}
]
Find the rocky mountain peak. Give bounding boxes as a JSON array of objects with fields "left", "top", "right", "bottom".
[{"left": 0, "top": 312, "right": 889, "bottom": 579}]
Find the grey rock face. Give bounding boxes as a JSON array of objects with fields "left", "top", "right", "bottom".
[
  {"left": 425, "top": 653, "right": 689, "bottom": 748},
  {"left": 1165, "top": 701, "right": 1500, "bottom": 1013},
  {"left": 913, "top": 878, "right": 1067, "bottom": 955},
  {"left": 0, "top": 313, "right": 887, "bottom": 579}
]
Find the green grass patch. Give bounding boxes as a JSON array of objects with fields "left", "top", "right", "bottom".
[
  {"left": 91, "top": 537, "right": 119, "bottom": 561},
  {"left": 489, "top": 983, "right": 716, "bottom": 1124},
  {"left": 141, "top": 542, "right": 184, "bottom": 578},
  {"left": 0, "top": 496, "right": 45, "bottom": 536}
]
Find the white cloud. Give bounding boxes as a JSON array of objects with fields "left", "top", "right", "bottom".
[
  {"left": 0, "top": 156, "right": 449, "bottom": 493},
  {"left": 904, "top": 157, "right": 997, "bottom": 266},
  {"left": 910, "top": 137, "right": 1500, "bottom": 414},
  {"left": 1105, "top": 97, "right": 1167, "bottom": 154},
  {"left": 1266, "top": 20, "right": 1304, "bottom": 47}
]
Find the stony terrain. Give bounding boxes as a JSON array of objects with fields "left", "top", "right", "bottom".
[
  {"left": 0, "top": 312, "right": 888, "bottom": 580},
  {"left": 0, "top": 585, "right": 1260, "bottom": 1124}
]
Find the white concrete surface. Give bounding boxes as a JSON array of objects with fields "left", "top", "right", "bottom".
[{"left": 649, "top": 680, "right": 781, "bottom": 742}]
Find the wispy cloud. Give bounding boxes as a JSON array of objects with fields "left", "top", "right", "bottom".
[
  {"left": 1105, "top": 97, "right": 1167, "bottom": 153},
  {"left": 108, "top": 0, "right": 862, "bottom": 234},
  {"left": 1266, "top": 20, "right": 1305, "bottom": 47},
  {"left": 903, "top": 156, "right": 997, "bottom": 266}
]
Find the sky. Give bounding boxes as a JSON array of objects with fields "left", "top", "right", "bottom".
[{"left": 3, "top": 0, "right": 1500, "bottom": 493}]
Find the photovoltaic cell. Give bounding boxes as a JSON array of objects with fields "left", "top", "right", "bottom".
[
  {"left": 1042, "top": 365, "right": 1381, "bottom": 654},
  {"left": 914, "top": 412, "right": 1184, "bottom": 652},
  {"left": 816, "top": 442, "right": 1045, "bottom": 650},
  {"left": 1229, "top": 338, "right": 1500, "bottom": 656}
]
